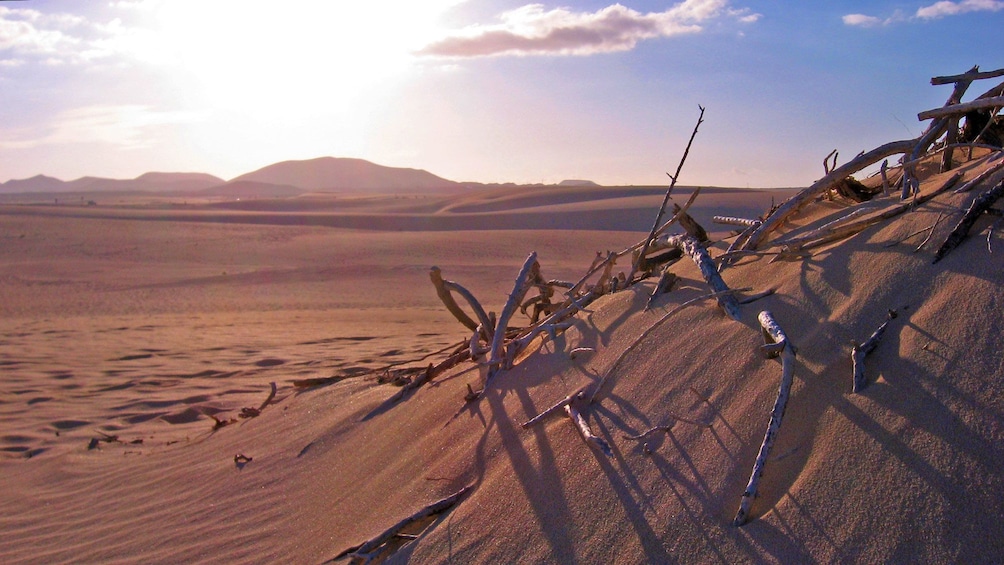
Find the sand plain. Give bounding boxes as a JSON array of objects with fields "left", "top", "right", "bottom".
[{"left": 1, "top": 176, "right": 1003, "bottom": 563}]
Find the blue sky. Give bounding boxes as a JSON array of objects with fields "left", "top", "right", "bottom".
[{"left": 1, "top": 0, "right": 1002, "bottom": 187}]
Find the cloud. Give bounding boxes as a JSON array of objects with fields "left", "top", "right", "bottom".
[
  {"left": 844, "top": 0, "right": 1004, "bottom": 26},
  {"left": 842, "top": 14, "right": 885, "bottom": 27},
  {"left": 0, "top": 6, "right": 114, "bottom": 65},
  {"left": 0, "top": 105, "right": 197, "bottom": 150},
  {"left": 916, "top": 0, "right": 1004, "bottom": 18},
  {"left": 417, "top": 1, "right": 760, "bottom": 58}
]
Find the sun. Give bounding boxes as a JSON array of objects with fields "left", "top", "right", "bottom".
[{"left": 140, "top": 1, "right": 461, "bottom": 117}]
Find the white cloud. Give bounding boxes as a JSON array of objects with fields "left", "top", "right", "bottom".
[
  {"left": 418, "top": 1, "right": 760, "bottom": 58},
  {"left": 0, "top": 105, "right": 198, "bottom": 150},
  {"left": 842, "top": 13, "right": 884, "bottom": 27},
  {"left": 0, "top": 6, "right": 115, "bottom": 65},
  {"left": 845, "top": 0, "right": 1003, "bottom": 26},
  {"left": 916, "top": 0, "right": 1004, "bottom": 18}
]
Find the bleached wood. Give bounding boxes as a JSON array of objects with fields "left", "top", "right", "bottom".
[
  {"left": 632, "top": 105, "right": 705, "bottom": 280},
  {"left": 931, "top": 67, "right": 1004, "bottom": 85},
  {"left": 429, "top": 267, "right": 493, "bottom": 335},
  {"left": 953, "top": 153, "right": 1004, "bottom": 193},
  {"left": 774, "top": 172, "right": 964, "bottom": 252},
  {"left": 734, "top": 311, "right": 796, "bottom": 527},
  {"left": 565, "top": 400, "right": 612, "bottom": 456},
  {"left": 486, "top": 253, "right": 539, "bottom": 380},
  {"left": 852, "top": 310, "right": 897, "bottom": 393},
  {"left": 742, "top": 138, "right": 917, "bottom": 251},
  {"left": 934, "top": 179, "right": 1004, "bottom": 263},
  {"left": 713, "top": 216, "right": 761, "bottom": 228},
  {"left": 917, "top": 96, "right": 1004, "bottom": 121},
  {"left": 649, "top": 233, "right": 741, "bottom": 319}
]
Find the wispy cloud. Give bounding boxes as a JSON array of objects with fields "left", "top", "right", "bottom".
[
  {"left": 0, "top": 105, "right": 197, "bottom": 150},
  {"left": 844, "top": 0, "right": 1004, "bottom": 26},
  {"left": 0, "top": 6, "right": 115, "bottom": 65},
  {"left": 417, "top": 1, "right": 760, "bottom": 58},
  {"left": 916, "top": 0, "right": 1004, "bottom": 18}
]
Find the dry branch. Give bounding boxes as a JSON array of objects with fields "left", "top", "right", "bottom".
[
  {"left": 742, "top": 138, "right": 917, "bottom": 251},
  {"left": 918, "top": 96, "right": 1004, "bottom": 121},
  {"left": 632, "top": 105, "right": 706, "bottom": 280},
  {"left": 953, "top": 153, "right": 1004, "bottom": 193},
  {"left": 773, "top": 171, "right": 964, "bottom": 253},
  {"left": 486, "top": 253, "right": 539, "bottom": 381},
  {"left": 934, "top": 179, "right": 1004, "bottom": 263},
  {"left": 565, "top": 398, "right": 612, "bottom": 456},
  {"left": 931, "top": 67, "right": 1004, "bottom": 85},
  {"left": 649, "top": 234, "right": 741, "bottom": 319},
  {"left": 429, "top": 267, "right": 494, "bottom": 336},
  {"left": 713, "top": 216, "right": 761, "bottom": 228},
  {"left": 734, "top": 310, "right": 796, "bottom": 527},
  {"left": 333, "top": 485, "right": 471, "bottom": 563},
  {"left": 852, "top": 310, "right": 897, "bottom": 393}
]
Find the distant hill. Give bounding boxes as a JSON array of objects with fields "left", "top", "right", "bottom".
[
  {"left": 230, "top": 157, "right": 461, "bottom": 193},
  {"left": 558, "top": 179, "right": 601, "bottom": 187},
  {"left": 0, "top": 172, "right": 224, "bottom": 194}
]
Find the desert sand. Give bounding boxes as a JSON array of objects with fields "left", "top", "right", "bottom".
[{"left": 1, "top": 166, "right": 1002, "bottom": 564}]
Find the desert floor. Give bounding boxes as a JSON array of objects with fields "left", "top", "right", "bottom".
[{"left": 2, "top": 178, "right": 1002, "bottom": 563}]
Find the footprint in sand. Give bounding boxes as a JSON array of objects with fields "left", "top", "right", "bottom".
[{"left": 254, "top": 358, "right": 286, "bottom": 367}]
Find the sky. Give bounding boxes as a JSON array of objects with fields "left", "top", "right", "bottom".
[{"left": 0, "top": 0, "right": 1002, "bottom": 188}]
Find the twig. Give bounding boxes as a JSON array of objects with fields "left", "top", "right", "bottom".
[
  {"left": 631, "top": 105, "right": 706, "bottom": 281},
  {"left": 565, "top": 399, "right": 612, "bottom": 456},
  {"left": 913, "top": 212, "right": 946, "bottom": 253},
  {"left": 713, "top": 216, "right": 761, "bottom": 228},
  {"left": 486, "top": 253, "right": 539, "bottom": 381},
  {"left": 738, "top": 288, "right": 777, "bottom": 305},
  {"left": 851, "top": 310, "right": 897, "bottom": 393},
  {"left": 953, "top": 154, "right": 1004, "bottom": 193},
  {"left": 734, "top": 311, "right": 796, "bottom": 527}
]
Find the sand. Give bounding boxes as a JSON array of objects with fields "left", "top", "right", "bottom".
[{"left": 0, "top": 176, "right": 1002, "bottom": 563}]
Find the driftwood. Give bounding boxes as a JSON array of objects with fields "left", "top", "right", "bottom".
[
  {"left": 772, "top": 171, "right": 964, "bottom": 253},
  {"left": 918, "top": 96, "right": 1004, "bottom": 121},
  {"left": 333, "top": 485, "right": 471, "bottom": 564},
  {"left": 648, "top": 233, "right": 741, "bottom": 320},
  {"left": 632, "top": 105, "right": 706, "bottom": 281},
  {"left": 713, "top": 216, "right": 760, "bottom": 228},
  {"left": 238, "top": 381, "right": 278, "bottom": 419},
  {"left": 932, "top": 67, "right": 1004, "bottom": 85},
  {"left": 485, "top": 253, "right": 539, "bottom": 380},
  {"left": 565, "top": 397, "right": 612, "bottom": 456},
  {"left": 933, "top": 178, "right": 1004, "bottom": 263},
  {"left": 852, "top": 310, "right": 897, "bottom": 393},
  {"left": 742, "top": 138, "right": 917, "bottom": 251},
  {"left": 953, "top": 152, "right": 1004, "bottom": 192},
  {"left": 429, "top": 267, "right": 494, "bottom": 335},
  {"left": 734, "top": 311, "right": 796, "bottom": 527}
]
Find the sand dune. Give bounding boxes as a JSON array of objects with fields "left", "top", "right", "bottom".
[{"left": 1, "top": 163, "right": 1002, "bottom": 563}]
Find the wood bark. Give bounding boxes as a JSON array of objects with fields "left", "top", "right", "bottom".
[
  {"left": 742, "top": 138, "right": 917, "bottom": 251},
  {"left": 852, "top": 310, "right": 897, "bottom": 393},
  {"left": 934, "top": 179, "right": 1004, "bottom": 263},
  {"left": 648, "top": 233, "right": 741, "bottom": 320},
  {"left": 734, "top": 311, "right": 796, "bottom": 527}
]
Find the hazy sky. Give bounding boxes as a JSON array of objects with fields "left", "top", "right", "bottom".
[{"left": 1, "top": 0, "right": 1002, "bottom": 187}]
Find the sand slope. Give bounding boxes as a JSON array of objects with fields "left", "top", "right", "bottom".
[{"left": 1, "top": 174, "right": 1002, "bottom": 563}]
